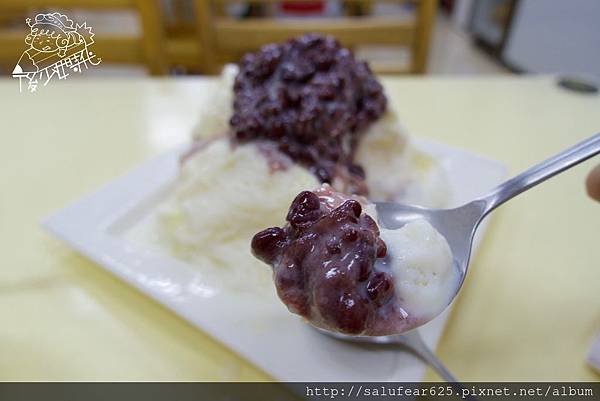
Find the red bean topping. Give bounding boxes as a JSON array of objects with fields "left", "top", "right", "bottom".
[
  {"left": 251, "top": 188, "right": 391, "bottom": 335},
  {"left": 230, "top": 34, "right": 387, "bottom": 195}
]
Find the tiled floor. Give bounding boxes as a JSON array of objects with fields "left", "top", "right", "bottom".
[{"left": 428, "top": 14, "right": 510, "bottom": 75}]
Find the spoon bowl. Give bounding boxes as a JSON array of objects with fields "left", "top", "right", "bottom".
[
  {"left": 375, "top": 133, "right": 600, "bottom": 331},
  {"left": 375, "top": 200, "right": 486, "bottom": 283}
]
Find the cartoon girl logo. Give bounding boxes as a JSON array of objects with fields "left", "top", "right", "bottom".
[
  {"left": 12, "top": 12, "right": 100, "bottom": 92},
  {"left": 13, "top": 13, "right": 86, "bottom": 74}
]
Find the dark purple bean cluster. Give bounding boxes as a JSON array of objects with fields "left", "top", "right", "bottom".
[
  {"left": 230, "top": 34, "right": 387, "bottom": 194},
  {"left": 251, "top": 191, "right": 393, "bottom": 334}
]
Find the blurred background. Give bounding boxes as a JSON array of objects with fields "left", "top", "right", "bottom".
[{"left": 1, "top": 0, "right": 598, "bottom": 80}]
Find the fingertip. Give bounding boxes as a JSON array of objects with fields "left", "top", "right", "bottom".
[{"left": 586, "top": 164, "right": 600, "bottom": 202}]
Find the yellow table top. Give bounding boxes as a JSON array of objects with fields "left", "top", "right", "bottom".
[{"left": 2, "top": 75, "right": 599, "bottom": 381}]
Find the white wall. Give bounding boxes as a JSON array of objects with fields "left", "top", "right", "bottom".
[{"left": 503, "top": 0, "right": 600, "bottom": 79}]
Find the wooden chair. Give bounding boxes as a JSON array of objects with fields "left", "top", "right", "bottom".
[
  {"left": 0, "top": 0, "right": 168, "bottom": 75},
  {"left": 161, "top": 0, "right": 203, "bottom": 72},
  {"left": 193, "top": 0, "right": 437, "bottom": 74}
]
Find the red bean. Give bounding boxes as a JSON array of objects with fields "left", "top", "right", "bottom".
[{"left": 230, "top": 34, "right": 387, "bottom": 196}]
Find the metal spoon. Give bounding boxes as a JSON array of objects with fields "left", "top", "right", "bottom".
[
  {"left": 314, "top": 327, "right": 481, "bottom": 400},
  {"left": 314, "top": 327, "right": 459, "bottom": 381},
  {"left": 312, "top": 133, "right": 600, "bottom": 389},
  {"left": 375, "top": 132, "right": 600, "bottom": 325},
  {"left": 315, "top": 327, "right": 482, "bottom": 400}
]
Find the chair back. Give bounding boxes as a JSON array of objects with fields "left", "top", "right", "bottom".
[
  {"left": 0, "top": 0, "right": 167, "bottom": 75},
  {"left": 194, "top": 0, "right": 437, "bottom": 74}
]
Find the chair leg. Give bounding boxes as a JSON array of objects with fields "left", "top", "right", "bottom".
[
  {"left": 412, "top": 0, "right": 438, "bottom": 74},
  {"left": 194, "top": 0, "right": 217, "bottom": 74},
  {"left": 137, "top": 0, "right": 168, "bottom": 75}
]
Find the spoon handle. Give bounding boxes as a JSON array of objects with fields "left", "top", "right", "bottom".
[
  {"left": 399, "top": 330, "right": 458, "bottom": 382},
  {"left": 479, "top": 133, "right": 600, "bottom": 215},
  {"left": 399, "top": 331, "right": 479, "bottom": 400}
]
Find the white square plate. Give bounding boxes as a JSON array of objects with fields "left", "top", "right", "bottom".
[{"left": 43, "top": 138, "right": 506, "bottom": 381}]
